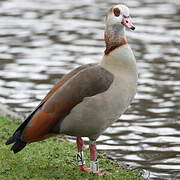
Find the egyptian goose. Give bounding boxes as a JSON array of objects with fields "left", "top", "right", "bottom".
[{"left": 6, "top": 4, "right": 137, "bottom": 175}]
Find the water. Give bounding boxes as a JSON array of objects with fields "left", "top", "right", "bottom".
[{"left": 0, "top": 0, "right": 179, "bottom": 179}]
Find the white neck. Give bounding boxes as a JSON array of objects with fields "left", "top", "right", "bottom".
[
  {"left": 104, "top": 24, "right": 127, "bottom": 55},
  {"left": 105, "top": 24, "right": 126, "bottom": 43}
]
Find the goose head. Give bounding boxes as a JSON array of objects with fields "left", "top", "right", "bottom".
[
  {"left": 104, "top": 5, "right": 135, "bottom": 55},
  {"left": 106, "top": 4, "right": 135, "bottom": 31}
]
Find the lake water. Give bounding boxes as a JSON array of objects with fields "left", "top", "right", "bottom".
[{"left": 0, "top": 0, "right": 179, "bottom": 179}]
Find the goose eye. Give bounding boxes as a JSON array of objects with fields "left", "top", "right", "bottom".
[{"left": 113, "top": 8, "right": 120, "bottom": 17}]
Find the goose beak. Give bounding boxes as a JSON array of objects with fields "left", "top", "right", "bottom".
[{"left": 121, "top": 16, "right": 135, "bottom": 30}]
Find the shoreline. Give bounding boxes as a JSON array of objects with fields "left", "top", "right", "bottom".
[{"left": 0, "top": 103, "right": 22, "bottom": 119}]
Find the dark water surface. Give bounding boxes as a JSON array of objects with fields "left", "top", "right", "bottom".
[{"left": 0, "top": 0, "right": 179, "bottom": 179}]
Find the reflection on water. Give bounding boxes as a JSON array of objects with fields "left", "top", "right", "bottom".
[{"left": 0, "top": 0, "right": 179, "bottom": 179}]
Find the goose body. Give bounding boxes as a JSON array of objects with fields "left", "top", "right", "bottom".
[
  {"left": 60, "top": 45, "right": 137, "bottom": 139},
  {"left": 6, "top": 4, "right": 138, "bottom": 175}
]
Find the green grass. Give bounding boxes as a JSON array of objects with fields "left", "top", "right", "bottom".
[{"left": 0, "top": 116, "right": 143, "bottom": 180}]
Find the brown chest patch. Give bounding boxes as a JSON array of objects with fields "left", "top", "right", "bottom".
[{"left": 104, "top": 38, "right": 127, "bottom": 55}]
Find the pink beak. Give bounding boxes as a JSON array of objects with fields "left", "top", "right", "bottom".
[{"left": 121, "top": 16, "right": 135, "bottom": 30}]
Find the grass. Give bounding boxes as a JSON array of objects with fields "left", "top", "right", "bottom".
[{"left": 0, "top": 116, "right": 144, "bottom": 180}]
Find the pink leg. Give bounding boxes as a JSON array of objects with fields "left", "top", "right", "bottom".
[
  {"left": 77, "top": 137, "right": 83, "bottom": 152},
  {"left": 89, "top": 141, "right": 104, "bottom": 176},
  {"left": 76, "top": 137, "right": 91, "bottom": 172},
  {"left": 89, "top": 144, "right": 96, "bottom": 161}
]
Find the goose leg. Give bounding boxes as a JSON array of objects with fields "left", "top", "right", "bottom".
[
  {"left": 76, "top": 137, "right": 91, "bottom": 172},
  {"left": 89, "top": 140, "right": 104, "bottom": 175}
]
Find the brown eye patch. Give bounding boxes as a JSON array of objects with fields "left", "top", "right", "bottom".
[{"left": 113, "top": 8, "right": 120, "bottom": 17}]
